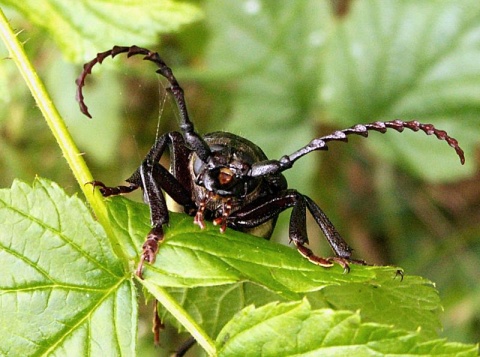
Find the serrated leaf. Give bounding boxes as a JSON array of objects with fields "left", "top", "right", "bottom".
[
  {"left": 322, "top": 0, "right": 480, "bottom": 181},
  {"left": 0, "top": 181, "right": 473, "bottom": 354},
  {"left": 216, "top": 300, "right": 478, "bottom": 357},
  {"left": 160, "top": 275, "right": 442, "bottom": 340},
  {"left": 0, "top": 179, "right": 136, "bottom": 356},
  {"left": 116, "top": 197, "right": 392, "bottom": 293},
  {"left": 1, "top": 0, "right": 202, "bottom": 61},
  {"left": 108, "top": 196, "right": 443, "bottom": 337},
  {"left": 311, "top": 272, "right": 443, "bottom": 338}
]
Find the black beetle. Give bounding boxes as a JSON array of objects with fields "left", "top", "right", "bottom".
[{"left": 76, "top": 45, "right": 465, "bottom": 278}]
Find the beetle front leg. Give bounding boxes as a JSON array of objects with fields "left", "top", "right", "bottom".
[
  {"left": 135, "top": 158, "right": 195, "bottom": 278},
  {"left": 135, "top": 162, "right": 170, "bottom": 278},
  {"left": 136, "top": 225, "right": 164, "bottom": 278}
]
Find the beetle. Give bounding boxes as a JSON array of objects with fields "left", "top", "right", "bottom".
[
  {"left": 76, "top": 46, "right": 465, "bottom": 349},
  {"left": 76, "top": 45, "right": 465, "bottom": 279}
]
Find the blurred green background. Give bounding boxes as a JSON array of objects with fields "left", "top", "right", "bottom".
[{"left": 0, "top": 0, "right": 478, "bottom": 354}]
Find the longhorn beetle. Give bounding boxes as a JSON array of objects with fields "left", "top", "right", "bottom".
[
  {"left": 77, "top": 46, "right": 465, "bottom": 278},
  {"left": 77, "top": 46, "right": 464, "bottom": 348}
]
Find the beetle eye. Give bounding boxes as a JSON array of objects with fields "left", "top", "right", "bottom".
[{"left": 218, "top": 167, "right": 234, "bottom": 185}]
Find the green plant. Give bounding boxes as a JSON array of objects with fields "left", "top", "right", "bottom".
[{"left": 0, "top": 1, "right": 478, "bottom": 356}]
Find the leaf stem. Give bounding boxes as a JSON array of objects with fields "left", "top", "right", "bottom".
[{"left": 0, "top": 8, "right": 126, "bottom": 262}]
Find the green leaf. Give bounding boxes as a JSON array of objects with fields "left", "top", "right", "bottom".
[
  {"left": 161, "top": 283, "right": 288, "bottom": 337},
  {"left": 0, "top": 179, "right": 136, "bottom": 356},
  {"left": 310, "top": 272, "right": 442, "bottom": 338},
  {"left": 114, "top": 197, "right": 385, "bottom": 293},
  {"left": 0, "top": 180, "right": 474, "bottom": 354},
  {"left": 0, "top": 0, "right": 203, "bottom": 61},
  {"left": 322, "top": 0, "right": 480, "bottom": 181},
  {"left": 108, "top": 196, "right": 443, "bottom": 337},
  {"left": 216, "top": 300, "right": 478, "bottom": 357},
  {"left": 160, "top": 275, "right": 442, "bottom": 341}
]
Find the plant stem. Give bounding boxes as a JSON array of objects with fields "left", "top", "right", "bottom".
[{"left": 0, "top": 9, "right": 122, "bottom": 260}]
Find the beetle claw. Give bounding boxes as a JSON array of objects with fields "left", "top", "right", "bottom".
[{"left": 194, "top": 211, "right": 206, "bottom": 229}]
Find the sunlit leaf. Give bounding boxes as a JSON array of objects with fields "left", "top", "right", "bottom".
[
  {"left": 0, "top": 179, "right": 475, "bottom": 355},
  {"left": 216, "top": 300, "right": 478, "bottom": 356},
  {"left": 0, "top": 179, "right": 136, "bottom": 356}
]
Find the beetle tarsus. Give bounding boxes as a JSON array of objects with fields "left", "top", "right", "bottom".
[
  {"left": 87, "top": 180, "right": 139, "bottom": 197},
  {"left": 193, "top": 205, "right": 207, "bottom": 230},
  {"left": 294, "top": 241, "right": 334, "bottom": 267},
  {"left": 213, "top": 198, "right": 232, "bottom": 233},
  {"left": 294, "top": 242, "right": 369, "bottom": 273},
  {"left": 395, "top": 269, "right": 405, "bottom": 281},
  {"left": 136, "top": 226, "right": 164, "bottom": 279}
]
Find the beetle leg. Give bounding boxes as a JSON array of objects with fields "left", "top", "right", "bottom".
[
  {"left": 87, "top": 180, "right": 139, "bottom": 197},
  {"left": 302, "top": 196, "right": 353, "bottom": 259},
  {"left": 152, "top": 293, "right": 165, "bottom": 346},
  {"left": 287, "top": 193, "right": 335, "bottom": 268},
  {"left": 128, "top": 133, "right": 195, "bottom": 277},
  {"left": 229, "top": 189, "right": 362, "bottom": 269},
  {"left": 288, "top": 192, "right": 357, "bottom": 272},
  {"left": 213, "top": 198, "right": 232, "bottom": 233},
  {"left": 133, "top": 162, "right": 170, "bottom": 278},
  {"left": 194, "top": 198, "right": 207, "bottom": 229},
  {"left": 136, "top": 158, "right": 196, "bottom": 275},
  {"left": 175, "top": 337, "right": 196, "bottom": 357}
]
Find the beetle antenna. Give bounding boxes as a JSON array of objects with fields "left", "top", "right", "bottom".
[
  {"left": 249, "top": 120, "right": 464, "bottom": 177},
  {"left": 75, "top": 45, "right": 211, "bottom": 162}
]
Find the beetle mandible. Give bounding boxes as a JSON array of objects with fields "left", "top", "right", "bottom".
[{"left": 76, "top": 45, "right": 465, "bottom": 278}]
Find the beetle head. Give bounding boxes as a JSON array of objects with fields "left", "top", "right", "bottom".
[
  {"left": 193, "top": 145, "right": 261, "bottom": 197},
  {"left": 190, "top": 132, "right": 269, "bottom": 199}
]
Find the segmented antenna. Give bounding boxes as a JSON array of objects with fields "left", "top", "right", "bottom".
[
  {"left": 286, "top": 120, "right": 465, "bottom": 166},
  {"left": 76, "top": 45, "right": 211, "bottom": 162}
]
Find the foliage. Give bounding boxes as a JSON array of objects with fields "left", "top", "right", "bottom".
[
  {"left": 0, "top": 0, "right": 202, "bottom": 61},
  {"left": 0, "top": 0, "right": 479, "bottom": 356},
  {"left": 0, "top": 179, "right": 477, "bottom": 356}
]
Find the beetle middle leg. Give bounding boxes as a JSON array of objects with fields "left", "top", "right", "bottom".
[{"left": 229, "top": 189, "right": 363, "bottom": 271}]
